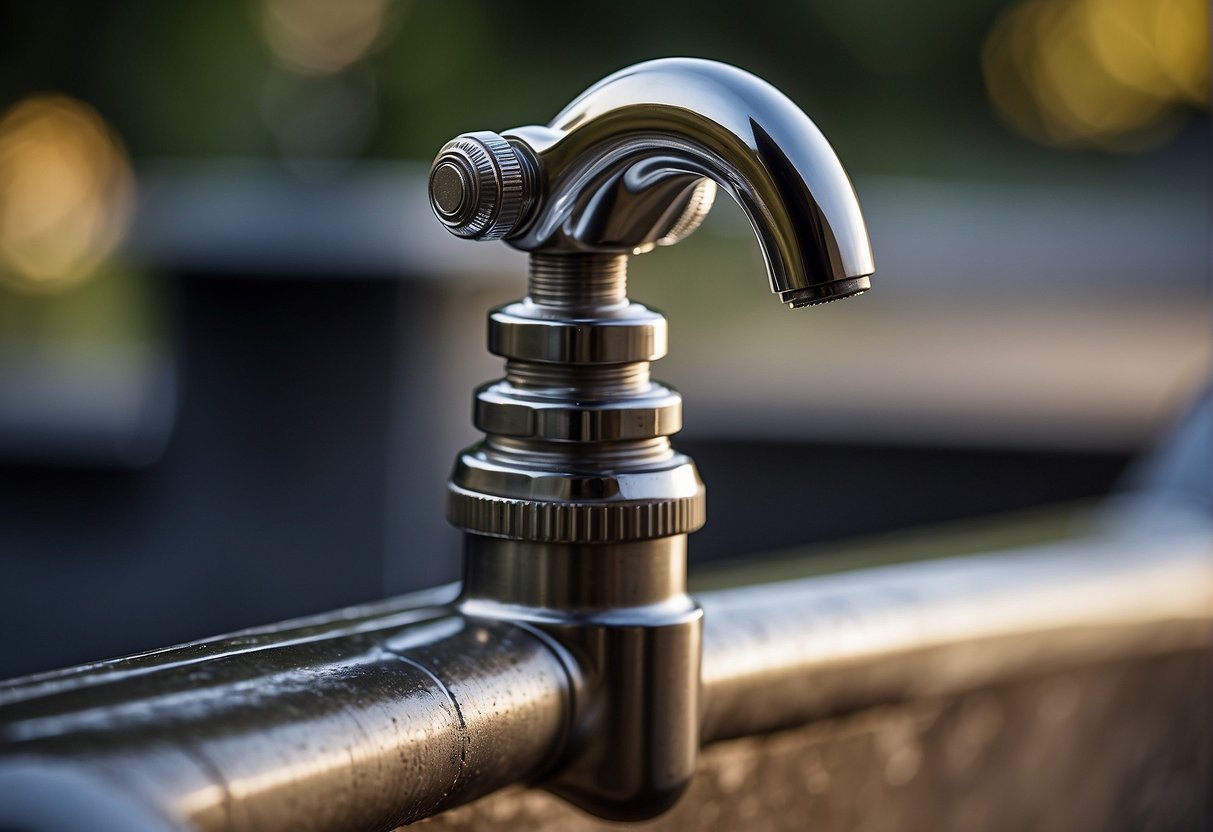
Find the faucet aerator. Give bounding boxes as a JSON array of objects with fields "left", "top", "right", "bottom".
[{"left": 782, "top": 275, "right": 872, "bottom": 308}]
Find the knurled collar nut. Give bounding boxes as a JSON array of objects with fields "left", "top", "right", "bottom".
[
  {"left": 446, "top": 449, "right": 706, "bottom": 543},
  {"left": 428, "top": 131, "right": 533, "bottom": 241}
]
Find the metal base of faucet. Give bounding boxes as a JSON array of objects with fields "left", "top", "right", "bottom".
[
  {"left": 446, "top": 252, "right": 706, "bottom": 818},
  {"left": 460, "top": 534, "right": 702, "bottom": 820}
]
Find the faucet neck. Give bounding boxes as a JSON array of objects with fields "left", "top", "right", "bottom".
[
  {"left": 461, "top": 535, "right": 690, "bottom": 614},
  {"left": 505, "top": 253, "right": 650, "bottom": 397},
  {"left": 528, "top": 252, "right": 628, "bottom": 308},
  {"left": 445, "top": 251, "right": 705, "bottom": 547}
]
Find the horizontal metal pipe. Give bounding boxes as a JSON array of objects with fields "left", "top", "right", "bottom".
[
  {"left": 0, "top": 601, "right": 573, "bottom": 832},
  {"left": 1, "top": 524, "right": 1210, "bottom": 831},
  {"left": 699, "top": 522, "right": 1213, "bottom": 742}
]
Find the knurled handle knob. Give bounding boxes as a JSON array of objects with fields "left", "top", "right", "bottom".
[{"left": 428, "top": 131, "right": 533, "bottom": 241}]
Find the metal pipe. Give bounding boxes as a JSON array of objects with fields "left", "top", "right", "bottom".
[
  {"left": 0, "top": 599, "right": 573, "bottom": 832},
  {"left": 1, "top": 523, "right": 1209, "bottom": 831},
  {"left": 700, "top": 523, "right": 1212, "bottom": 742}
]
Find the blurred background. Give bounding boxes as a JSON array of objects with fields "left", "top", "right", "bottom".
[{"left": 0, "top": 0, "right": 1207, "bottom": 677}]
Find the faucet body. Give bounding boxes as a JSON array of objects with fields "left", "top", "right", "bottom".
[
  {"left": 450, "top": 251, "right": 705, "bottom": 819},
  {"left": 428, "top": 57, "right": 874, "bottom": 819}
]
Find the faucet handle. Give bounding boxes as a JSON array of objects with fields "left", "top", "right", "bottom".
[{"left": 428, "top": 131, "right": 535, "bottom": 240}]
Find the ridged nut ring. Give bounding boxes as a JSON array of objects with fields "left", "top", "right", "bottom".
[
  {"left": 428, "top": 131, "right": 533, "bottom": 240},
  {"left": 448, "top": 486, "right": 706, "bottom": 543},
  {"left": 447, "top": 448, "right": 706, "bottom": 542}
]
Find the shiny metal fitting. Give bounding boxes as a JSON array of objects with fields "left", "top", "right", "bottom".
[
  {"left": 428, "top": 131, "right": 534, "bottom": 240},
  {"left": 447, "top": 450, "right": 705, "bottom": 542},
  {"left": 487, "top": 301, "right": 667, "bottom": 365},
  {"left": 427, "top": 57, "right": 875, "bottom": 820},
  {"left": 472, "top": 380, "right": 683, "bottom": 442}
]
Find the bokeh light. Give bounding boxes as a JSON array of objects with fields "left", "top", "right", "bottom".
[
  {"left": 982, "top": 0, "right": 1210, "bottom": 150},
  {"left": 260, "top": 0, "right": 394, "bottom": 76},
  {"left": 0, "top": 95, "right": 135, "bottom": 291}
]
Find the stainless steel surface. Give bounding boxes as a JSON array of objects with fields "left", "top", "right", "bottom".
[
  {"left": 1, "top": 523, "right": 1209, "bottom": 831},
  {"left": 462, "top": 537, "right": 690, "bottom": 610},
  {"left": 461, "top": 535, "right": 702, "bottom": 819},
  {"left": 427, "top": 59, "right": 875, "bottom": 817}
]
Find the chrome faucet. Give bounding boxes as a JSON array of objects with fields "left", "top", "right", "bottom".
[
  {"left": 3, "top": 57, "right": 1209, "bottom": 832},
  {"left": 428, "top": 57, "right": 874, "bottom": 820}
]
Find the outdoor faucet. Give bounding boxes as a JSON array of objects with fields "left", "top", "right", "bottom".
[{"left": 428, "top": 57, "right": 874, "bottom": 820}]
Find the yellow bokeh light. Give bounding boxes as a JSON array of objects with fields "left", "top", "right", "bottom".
[
  {"left": 982, "top": 0, "right": 1209, "bottom": 150},
  {"left": 1147, "top": 0, "right": 1209, "bottom": 103},
  {"left": 0, "top": 95, "right": 135, "bottom": 291},
  {"left": 261, "top": 0, "right": 391, "bottom": 76}
]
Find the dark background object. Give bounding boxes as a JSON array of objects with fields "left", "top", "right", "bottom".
[
  {"left": 0, "top": 275, "right": 403, "bottom": 675},
  {"left": 680, "top": 439, "right": 1127, "bottom": 560}
]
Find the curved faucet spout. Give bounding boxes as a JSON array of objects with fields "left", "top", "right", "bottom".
[{"left": 505, "top": 57, "right": 875, "bottom": 307}]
